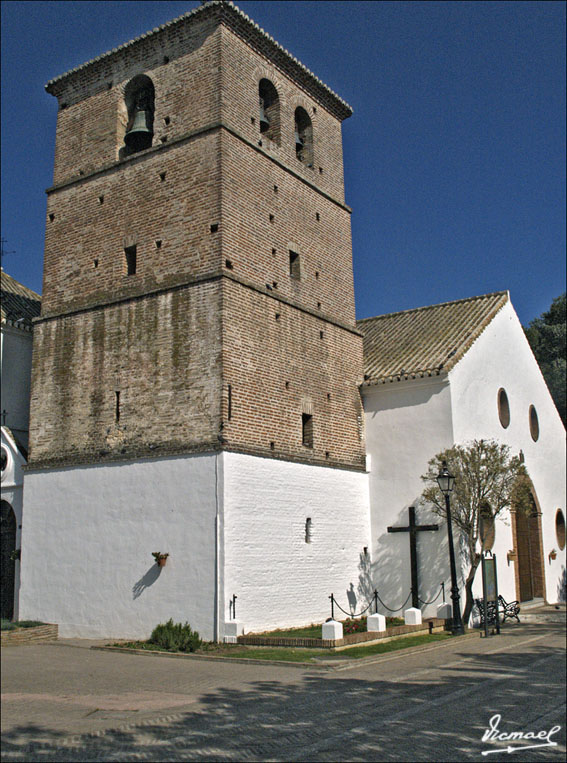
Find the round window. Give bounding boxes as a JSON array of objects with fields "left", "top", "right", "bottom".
[
  {"left": 498, "top": 388, "right": 510, "bottom": 428},
  {"left": 529, "top": 405, "right": 539, "bottom": 441},
  {"left": 1, "top": 446, "right": 8, "bottom": 477},
  {"left": 556, "top": 509, "right": 566, "bottom": 551}
]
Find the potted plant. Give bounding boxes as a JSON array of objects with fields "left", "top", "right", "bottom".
[{"left": 152, "top": 552, "right": 169, "bottom": 567}]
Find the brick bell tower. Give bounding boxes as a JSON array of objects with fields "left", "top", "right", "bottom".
[{"left": 21, "top": 1, "right": 370, "bottom": 640}]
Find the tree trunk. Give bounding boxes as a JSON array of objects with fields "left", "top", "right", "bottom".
[{"left": 463, "top": 553, "right": 481, "bottom": 625}]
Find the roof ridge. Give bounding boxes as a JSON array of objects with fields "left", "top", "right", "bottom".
[
  {"left": 44, "top": 1, "right": 352, "bottom": 117},
  {"left": 357, "top": 290, "right": 509, "bottom": 324}
]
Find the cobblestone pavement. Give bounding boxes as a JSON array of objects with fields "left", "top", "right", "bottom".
[{"left": 1, "top": 624, "right": 565, "bottom": 761}]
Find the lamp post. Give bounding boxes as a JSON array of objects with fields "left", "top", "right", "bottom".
[{"left": 436, "top": 461, "right": 465, "bottom": 635}]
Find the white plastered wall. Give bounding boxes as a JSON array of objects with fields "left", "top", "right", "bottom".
[
  {"left": 1, "top": 427, "right": 26, "bottom": 620},
  {"left": 449, "top": 299, "right": 566, "bottom": 604},
  {"left": 223, "top": 452, "right": 371, "bottom": 632},
  {"left": 19, "top": 452, "right": 223, "bottom": 639},
  {"left": 363, "top": 378, "right": 460, "bottom": 618}
]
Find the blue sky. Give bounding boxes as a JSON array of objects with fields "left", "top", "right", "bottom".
[{"left": 1, "top": 0, "right": 565, "bottom": 324}]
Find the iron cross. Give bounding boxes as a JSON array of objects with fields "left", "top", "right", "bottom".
[{"left": 387, "top": 506, "right": 439, "bottom": 608}]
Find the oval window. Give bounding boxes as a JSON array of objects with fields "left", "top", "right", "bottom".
[
  {"left": 556, "top": 509, "right": 565, "bottom": 551},
  {"left": 529, "top": 405, "right": 539, "bottom": 441},
  {"left": 498, "top": 388, "right": 510, "bottom": 428}
]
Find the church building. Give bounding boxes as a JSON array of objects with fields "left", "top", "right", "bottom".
[{"left": 18, "top": 1, "right": 565, "bottom": 639}]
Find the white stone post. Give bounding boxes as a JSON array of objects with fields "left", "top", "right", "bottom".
[
  {"left": 437, "top": 602, "right": 452, "bottom": 620},
  {"left": 322, "top": 620, "right": 343, "bottom": 640},
  {"left": 224, "top": 621, "right": 244, "bottom": 644},
  {"left": 404, "top": 607, "right": 422, "bottom": 625},
  {"left": 366, "top": 613, "right": 386, "bottom": 632}
]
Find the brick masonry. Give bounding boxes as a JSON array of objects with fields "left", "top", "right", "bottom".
[{"left": 29, "top": 3, "right": 365, "bottom": 472}]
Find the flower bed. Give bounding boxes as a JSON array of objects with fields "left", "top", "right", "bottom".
[{"left": 237, "top": 618, "right": 448, "bottom": 650}]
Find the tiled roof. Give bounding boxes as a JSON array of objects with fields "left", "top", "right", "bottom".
[
  {"left": 357, "top": 291, "right": 509, "bottom": 385},
  {"left": 45, "top": 1, "right": 352, "bottom": 120},
  {"left": 1, "top": 270, "right": 41, "bottom": 328}
]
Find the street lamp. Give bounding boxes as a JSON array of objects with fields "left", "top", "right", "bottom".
[{"left": 436, "top": 460, "right": 465, "bottom": 635}]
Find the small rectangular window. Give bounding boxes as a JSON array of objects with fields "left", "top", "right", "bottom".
[
  {"left": 115, "top": 391, "right": 121, "bottom": 422},
  {"left": 302, "top": 413, "right": 313, "bottom": 448},
  {"left": 124, "top": 245, "right": 137, "bottom": 275},
  {"left": 289, "top": 251, "right": 300, "bottom": 279}
]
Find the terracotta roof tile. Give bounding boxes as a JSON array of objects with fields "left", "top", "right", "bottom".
[
  {"left": 1, "top": 270, "right": 41, "bottom": 327},
  {"left": 357, "top": 291, "right": 509, "bottom": 384}
]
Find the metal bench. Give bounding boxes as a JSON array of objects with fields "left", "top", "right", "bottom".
[{"left": 475, "top": 596, "right": 520, "bottom": 626}]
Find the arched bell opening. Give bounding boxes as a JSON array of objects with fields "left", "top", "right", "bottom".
[
  {"left": 294, "top": 106, "right": 313, "bottom": 167},
  {"left": 258, "top": 79, "right": 280, "bottom": 144},
  {"left": 122, "top": 75, "right": 155, "bottom": 156}
]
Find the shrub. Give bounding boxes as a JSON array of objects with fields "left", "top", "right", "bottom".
[
  {"left": 1, "top": 619, "right": 16, "bottom": 631},
  {"left": 1, "top": 619, "right": 45, "bottom": 631},
  {"left": 149, "top": 619, "right": 201, "bottom": 652}
]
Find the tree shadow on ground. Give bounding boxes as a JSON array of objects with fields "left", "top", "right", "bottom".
[{"left": 1, "top": 627, "right": 565, "bottom": 762}]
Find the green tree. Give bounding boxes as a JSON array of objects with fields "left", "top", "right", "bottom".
[
  {"left": 421, "top": 440, "right": 531, "bottom": 625},
  {"left": 525, "top": 293, "right": 566, "bottom": 426}
]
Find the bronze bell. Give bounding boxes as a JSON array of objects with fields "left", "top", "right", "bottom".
[
  {"left": 259, "top": 98, "right": 270, "bottom": 133},
  {"left": 124, "top": 109, "right": 153, "bottom": 152}
]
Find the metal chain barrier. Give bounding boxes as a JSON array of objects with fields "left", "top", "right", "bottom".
[
  {"left": 375, "top": 589, "right": 413, "bottom": 613},
  {"left": 417, "top": 583, "right": 445, "bottom": 606},
  {"left": 329, "top": 588, "right": 415, "bottom": 619}
]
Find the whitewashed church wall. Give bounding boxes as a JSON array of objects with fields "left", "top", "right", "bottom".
[
  {"left": 360, "top": 378, "right": 458, "bottom": 618},
  {"left": 222, "top": 452, "right": 371, "bottom": 633},
  {"left": 0, "top": 326, "right": 34, "bottom": 449},
  {"left": 1, "top": 428, "right": 26, "bottom": 620},
  {"left": 449, "top": 300, "right": 566, "bottom": 604},
  {"left": 18, "top": 453, "right": 222, "bottom": 639}
]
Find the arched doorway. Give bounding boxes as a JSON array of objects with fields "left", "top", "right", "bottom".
[
  {"left": 1, "top": 500, "right": 17, "bottom": 620},
  {"left": 513, "top": 490, "right": 545, "bottom": 602}
]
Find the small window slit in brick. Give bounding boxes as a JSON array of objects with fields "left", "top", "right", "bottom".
[
  {"left": 228, "top": 384, "right": 232, "bottom": 420},
  {"left": 115, "top": 391, "right": 121, "bottom": 423},
  {"left": 155, "top": 240, "right": 162, "bottom": 249},
  {"left": 319, "top": 167, "right": 323, "bottom": 174},
  {"left": 319, "top": 331, "right": 324, "bottom": 339},
  {"left": 225, "top": 259, "right": 233, "bottom": 270},
  {"left": 98, "top": 195, "right": 104, "bottom": 205},
  {"left": 270, "top": 441, "right": 275, "bottom": 450},
  {"left": 210, "top": 223, "right": 219, "bottom": 233},
  {"left": 289, "top": 251, "right": 300, "bottom": 279},
  {"left": 159, "top": 172, "right": 166, "bottom": 182},
  {"left": 285, "top": 381, "right": 290, "bottom": 389},
  {"left": 316, "top": 212, "right": 320, "bottom": 221},
  {"left": 251, "top": 116, "right": 256, "bottom": 125},
  {"left": 124, "top": 245, "right": 137, "bottom": 276},
  {"left": 317, "top": 302, "right": 322, "bottom": 309},
  {"left": 49, "top": 213, "right": 55, "bottom": 222},
  {"left": 275, "top": 313, "right": 280, "bottom": 321},
  {"left": 93, "top": 259, "right": 99, "bottom": 269},
  {"left": 269, "top": 214, "right": 274, "bottom": 223},
  {"left": 273, "top": 185, "right": 278, "bottom": 193},
  {"left": 258, "top": 140, "right": 262, "bottom": 146},
  {"left": 164, "top": 116, "right": 170, "bottom": 125},
  {"left": 163, "top": 56, "right": 169, "bottom": 64},
  {"left": 325, "top": 451, "right": 330, "bottom": 459},
  {"left": 272, "top": 248, "right": 277, "bottom": 255},
  {"left": 327, "top": 393, "right": 331, "bottom": 400},
  {"left": 315, "top": 271, "right": 319, "bottom": 279},
  {"left": 107, "top": 82, "right": 113, "bottom": 90},
  {"left": 160, "top": 136, "right": 168, "bottom": 143},
  {"left": 302, "top": 413, "right": 313, "bottom": 448}
]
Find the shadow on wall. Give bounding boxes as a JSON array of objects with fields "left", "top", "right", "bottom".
[
  {"left": 558, "top": 566, "right": 567, "bottom": 602},
  {"left": 373, "top": 502, "right": 450, "bottom": 616},
  {"left": 132, "top": 564, "right": 162, "bottom": 599}
]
